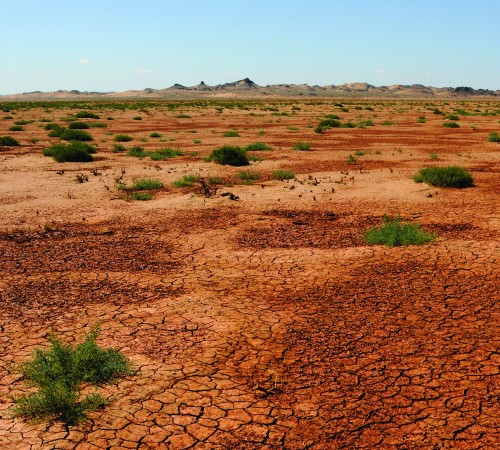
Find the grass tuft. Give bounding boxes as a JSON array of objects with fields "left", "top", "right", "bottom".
[
  {"left": 363, "top": 215, "right": 435, "bottom": 247},
  {"left": 43, "top": 142, "right": 96, "bottom": 163},
  {"left": 207, "top": 145, "right": 249, "bottom": 166},
  {"left": 272, "top": 169, "right": 295, "bottom": 180},
  {"left": 413, "top": 166, "right": 473, "bottom": 188}
]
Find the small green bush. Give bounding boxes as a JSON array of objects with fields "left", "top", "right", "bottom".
[
  {"left": 244, "top": 142, "right": 271, "bottom": 151},
  {"left": 443, "top": 121, "right": 460, "bottom": 128},
  {"left": 9, "top": 125, "right": 24, "bottom": 132},
  {"left": 149, "top": 132, "right": 162, "bottom": 138},
  {"left": 346, "top": 154, "right": 357, "bottom": 165},
  {"left": 0, "top": 136, "right": 20, "bottom": 146},
  {"left": 272, "top": 169, "right": 295, "bottom": 180},
  {"left": 75, "top": 111, "right": 100, "bottom": 119},
  {"left": 445, "top": 114, "right": 460, "bottom": 121},
  {"left": 292, "top": 141, "right": 311, "bottom": 151},
  {"left": 133, "top": 116, "right": 142, "bottom": 120},
  {"left": 131, "top": 178, "right": 163, "bottom": 190},
  {"left": 433, "top": 108, "right": 442, "bottom": 115},
  {"left": 114, "top": 134, "right": 133, "bottom": 142},
  {"left": 130, "top": 192, "right": 153, "bottom": 201},
  {"left": 208, "top": 145, "right": 249, "bottom": 166},
  {"left": 60, "top": 129, "right": 94, "bottom": 142},
  {"left": 176, "top": 114, "right": 191, "bottom": 118},
  {"left": 363, "top": 215, "right": 435, "bottom": 247},
  {"left": 238, "top": 170, "right": 261, "bottom": 181},
  {"left": 68, "top": 122, "right": 90, "bottom": 129},
  {"left": 126, "top": 146, "right": 146, "bottom": 157},
  {"left": 223, "top": 130, "right": 240, "bottom": 137},
  {"left": 488, "top": 132, "right": 500, "bottom": 142},
  {"left": 112, "top": 144, "right": 126, "bottom": 153},
  {"left": 148, "top": 148, "right": 183, "bottom": 160},
  {"left": 413, "top": 166, "right": 474, "bottom": 188},
  {"left": 172, "top": 174, "right": 200, "bottom": 187},
  {"left": 43, "top": 142, "right": 96, "bottom": 163},
  {"left": 11, "top": 325, "right": 131, "bottom": 425},
  {"left": 89, "top": 122, "right": 107, "bottom": 128}
]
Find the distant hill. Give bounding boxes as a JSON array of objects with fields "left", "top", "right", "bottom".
[{"left": 1, "top": 78, "right": 499, "bottom": 100}]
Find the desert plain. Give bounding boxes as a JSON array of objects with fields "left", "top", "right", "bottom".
[{"left": 0, "top": 98, "right": 499, "bottom": 449}]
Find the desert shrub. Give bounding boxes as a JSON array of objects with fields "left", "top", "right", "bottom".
[
  {"left": 433, "top": 108, "right": 442, "bottom": 115},
  {"left": 148, "top": 148, "right": 183, "bottom": 160},
  {"left": 272, "top": 169, "right": 295, "bottom": 180},
  {"left": 11, "top": 325, "right": 131, "bottom": 425},
  {"left": 445, "top": 114, "right": 460, "bottom": 121},
  {"left": 149, "top": 132, "right": 162, "bottom": 138},
  {"left": 130, "top": 192, "right": 152, "bottom": 200},
  {"left": 43, "top": 142, "right": 96, "bottom": 163},
  {"left": 237, "top": 170, "right": 261, "bottom": 180},
  {"left": 60, "top": 129, "right": 93, "bottom": 142},
  {"left": 9, "top": 125, "right": 24, "bottom": 131},
  {"left": 68, "top": 121, "right": 90, "bottom": 129},
  {"left": 114, "top": 134, "right": 133, "bottom": 142},
  {"left": 172, "top": 174, "right": 200, "bottom": 187},
  {"left": 133, "top": 116, "right": 142, "bottom": 120},
  {"left": 244, "top": 142, "right": 271, "bottom": 151},
  {"left": 363, "top": 215, "right": 435, "bottom": 247},
  {"left": 430, "top": 153, "right": 439, "bottom": 160},
  {"left": 14, "top": 120, "right": 34, "bottom": 125},
  {"left": 413, "top": 166, "right": 473, "bottom": 188},
  {"left": 131, "top": 178, "right": 163, "bottom": 190},
  {"left": 354, "top": 150, "right": 366, "bottom": 156},
  {"left": 358, "top": 119, "right": 374, "bottom": 127},
  {"left": 417, "top": 116, "right": 426, "bottom": 123},
  {"left": 488, "top": 132, "right": 500, "bottom": 142},
  {"left": 223, "top": 130, "right": 240, "bottom": 137},
  {"left": 443, "top": 121, "right": 460, "bottom": 128},
  {"left": 75, "top": 111, "right": 100, "bottom": 119},
  {"left": 324, "top": 114, "right": 340, "bottom": 119},
  {"left": 381, "top": 120, "right": 395, "bottom": 126},
  {"left": 0, "top": 136, "right": 20, "bottom": 146},
  {"left": 341, "top": 121, "right": 356, "bottom": 128},
  {"left": 346, "top": 154, "right": 357, "bottom": 164},
  {"left": 208, "top": 145, "right": 249, "bottom": 166},
  {"left": 89, "top": 122, "right": 107, "bottom": 128},
  {"left": 112, "top": 144, "right": 126, "bottom": 153},
  {"left": 319, "top": 118, "right": 341, "bottom": 128},
  {"left": 292, "top": 141, "right": 311, "bottom": 151},
  {"left": 126, "top": 146, "right": 146, "bottom": 157},
  {"left": 176, "top": 114, "right": 191, "bottom": 118}
]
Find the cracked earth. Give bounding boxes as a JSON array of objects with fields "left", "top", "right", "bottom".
[{"left": 0, "top": 100, "right": 499, "bottom": 448}]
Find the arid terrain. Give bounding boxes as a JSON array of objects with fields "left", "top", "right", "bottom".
[{"left": 0, "top": 98, "right": 499, "bottom": 449}]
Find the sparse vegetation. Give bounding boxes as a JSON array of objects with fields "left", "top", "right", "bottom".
[
  {"left": 149, "top": 148, "right": 183, "bottom": 160},
  {"left": 292, "top": 141, "right": 311, "bottom": 151},
  {"left": 149, "top": 132, "right": 162, "bottom": 138},
  {"left": 0, "top": 136, "right": 21, "bottom": 146},
  {"left": 126, "top": 146, "right": 147, "bottom": 157},
  {"left": 443, "top": 121, "right": 460, "bottom": 128},
  {"left": 223, "top": 130, "right": 240, "bottom": 137},
  {"left": 488, "top": 132, "right": 500, "bottom": 142},
  {"left": 237, "top": 170, "right": 261, "bottom": 181},
  {"left": 11, "top": 325, "right": 131, "bottom": 425},
  {"left": 363, "top": 215, "right": 435, "bottom": 247},
  {"left": 346, "top": 154, "right": 357, "bottom": 165},
  {"left": 172, "top": 174, "right": 200, "bottom": 187},
  {"left": 413, "top": 166, "right": 474, "bottom": 188},
  {"left": 9, "top": 125, "right": 24, "bottom": 132},
  {"left": 43, "top": 142, "right": 96, "bottom": 162},
  {"left": 68, "top": 121, "right": 90, "bottom": 129},
  {"left": 75, "top": 111, "right": 100, "bottom": 119},
  {"left": 60, "top": 129, "right": 94, "bottom": 142},
  {"left": 272, "top": 169, "right": 295, "bottom": 180},
  {"left": 114, "top": 134, "right": 133, "bottom": 142},
  {"left": 244, "top": 142, "right": 272, "bottom": 151},
  {"left": 207, "top": 145, "right": 249, "bottom": 166},
  {"left": 131, "top": 178, "right": 163, "bottom": 190}
]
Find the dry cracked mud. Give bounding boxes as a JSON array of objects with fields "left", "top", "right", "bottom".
[{"left": 0, "top": 99, "right": 499, "bottom": 449}]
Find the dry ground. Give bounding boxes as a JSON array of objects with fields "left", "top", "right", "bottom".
[{"left": 0, "top": 99, "right": 499, "bottom": 449}]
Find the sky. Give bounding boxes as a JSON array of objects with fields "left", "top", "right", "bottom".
[{"left": 1, "top": 0, "right": 499, "bottom": 94}]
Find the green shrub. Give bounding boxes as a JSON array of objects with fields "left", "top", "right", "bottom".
[
  {"left": 207, "top": 145, "right": 249, "bottom": 166},
  {"left": 11, "top": 325, "right": 131, "bottom": 425},
  {"left": 488, "top": 132, "right": 500, "bottom": 142},
  {"left": 130, "top": 192, "right": 153, "bottom": 200},
  {"left": 43, "top": 142, "right": 96, "bottom": 163},
  {"left": 346, "top": 154, "right": 357, "bottom": 165},
  {"left": 148, "top": 148, "right": 183, "bottom": 160},
  {"left": 114, "top": 134, "right": 133, "bottom": 142},
  {"left": 75, "top": 111, "right": 100, "bottom": 119},
  {"left": 112, "top": 144, "right": 126, "bottom": 153},
  {"left": 176, "top": 114, "right": 191, "bottom": 118},
  {"left": 68, "top": 122, "right": 90, "bottom": 129},
  {"left": 131, "top": 178, "right": 163, "bottom": 190},
  {"left": 244, "top": 142, "right": 271, "bottom": 151},
  {"left": 133, "top": 116, "right": 142, "bottom": 120},
  {"left": 149, "top": 132, "right": 162, "bottom": 138},
  {"left": 363, "top": 215, "right": 435, "bottom": 247},
  {"left": 238, "top": 170, "right": 261, "bottom": 181},
  {"left": 358, "top": 119, "right": 374, "bottom": 127},
  {"left": 172, "top": 174, "right": 200, "bottom": 187},
  {"left": 381, "top": 120, "right": 395, "bottom": 126},
  {"left": 272, "top": 169, "right": 295, "bottom": 180},
  {"left": 60, "top": 129, "right": 94, "bottom": 142},
  {"left": 429, "top": 153, "right": 439, "bottom": 160},
  {"left": 292, "top": 141, "right": 311, "bottom": 151},
  {"left": 9, "top": 125, "right": 24, "bottom": 132},
  {"left": 0, "top": 136, "right": 20, "bottom": 146},
  {"left": 14, "top": 120, "right": 34, "bottom": 125},
  {"left": 126, "top": 146, "right": 146, "bottom": 157},
  {"left": 413, "top": 166, "right": 474, "bottom": 188},
  {"left": 89, "top": 122, "right": 107, "bottom": 128},
  {"left": 223, "top": 130, "right": 240, "bottom": 137},
  {"left": 433, "top": 108, "right": 442, "bottom": 115},
  {"left": 445, "top": 114, "right": 460, "bottom": 121},
  {"left": 443, "top": 121, "right": 460, "bottom": 128}
]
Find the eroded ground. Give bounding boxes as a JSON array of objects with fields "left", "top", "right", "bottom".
[{"left": 0, "top": 99, "right": 499, "bottom": 449}]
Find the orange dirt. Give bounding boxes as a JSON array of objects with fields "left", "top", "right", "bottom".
[{"left": 0, "top": 99, "right": 499, "bottom": 449}]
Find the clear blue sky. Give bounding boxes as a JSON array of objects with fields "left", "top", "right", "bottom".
[{"left": 2, "top": 0, "right": 499, "bottom": 94}]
